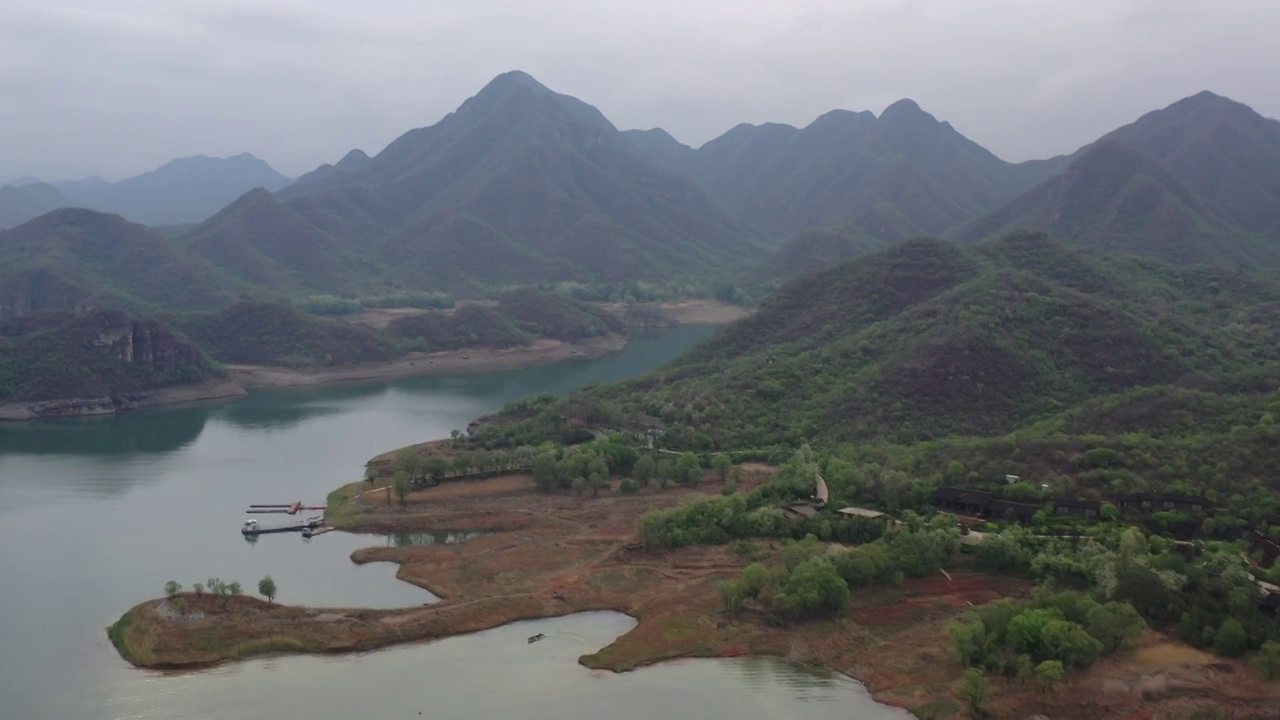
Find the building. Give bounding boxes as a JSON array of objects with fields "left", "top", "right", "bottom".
[
  {"left": 934, "top": 487, "right": 993, "bottom": 515},
  {"left": 784, "top": 504, "right": 819, "bottom": 520},
  {"left": 1053, "top": 499, "right": 1102, "bottom": 520},
  {"left": 1114, "top": 493, "right": 1210, "bottom": 514},
  {"left": 986, "top": 499, "right": 1039, "bottom": 524}
]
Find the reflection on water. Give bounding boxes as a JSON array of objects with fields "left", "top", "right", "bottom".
[
  {"left": 0, "top": 407, "right": 209, "bottom": 456},
  {"left": 388, "top": 530, "right": 490, "bottom": 547},
  {"left": 79, "top": 612, "right": 911, "bottom": 720}
]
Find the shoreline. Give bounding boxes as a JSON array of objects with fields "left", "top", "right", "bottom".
[
  {"left": 227, "top": 333, "right": 629, "bottom": 389},
  {"left": 108, "top": 468, "right": 1280, "bottom": 719},
  {"left": 0, "top": 378, "right": 247, "bottom": 421},
  {"left": 2, "top": 299, "right": 749, "bottom": 421}
]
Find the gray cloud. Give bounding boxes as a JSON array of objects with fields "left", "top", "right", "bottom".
[{"left": 1, "top": 0, "right": 1276, "bottom": 180}]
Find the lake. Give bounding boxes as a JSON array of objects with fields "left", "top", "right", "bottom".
[{"left": 0, "top": 326, "right": 909, "bottom": 720}]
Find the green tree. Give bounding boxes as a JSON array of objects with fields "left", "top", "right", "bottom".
[
  {"left": 587, "top": 472, "right": 604, "bottom": 497},
  {"left": 258, "top": 575, "right": 277, "bottom": 604},
  {"left": 533, "top": 451, "right": 558, "bottom": 492},
  {"left": 619, "top": 478, "right": 639, "bottom": 494},
  {"left": 395, "top": 449, "right": 423, "bottom": 482},
  {"left": 711, "top": 453, "right": 733, "bottom": 482},
  {"left": 656, "top": 459, "right": 675, "bottom": 488},
  {"left": 1214, "top": 618, "right": 1249, "bottom": 658},
  {"left": 1015, "top": 654, "right": 1034, "bottom": 686},
  {"left": 219, "top": 580, "right": 242, "bottom": 609},
  {"left": 1252, "top": 640, "right": 1280, "bottom": 680},
  {"left": 1041, "top": 620, "right": 1103, "bottom": 668},
  {"left": 1034, "top": 660, "right": 1064, "bottom": 693},
  {"left": 1007, "top": 608, "right": 1062, "bottom": 655},
  {"left": 958, "top": 668, "right": 989, "bottom": 716},
  {"left": 193, "top": 582, "right": 204, "bottom": 597},
  {"left": 770, "top": 559, "right": 849, "bottom": 617},
  {"left": 632, "top": 455, "right": 656, "bottom": 486},
  {"left": 740, "top": 562, "right": 771, "bottom": 597},
  {"left": 392, "top": 470, "right": 411, "bottom": 506},
  {"left": 1087, "top": 601, "right": 1146, "bottom": 653},
  {"left": 571, "top": 477, "right": 586, "bottom": 496},
  {"left": 676, "top": 452, "right": 703, "bottom": 485},
  {"left": 424, "top": 456, "right": 449, "bottom": 481},
  {"left": 363, "top": 465, "right": 380, "bottom": 483},
  {"left": 164, "top": 580, "right": 182, "bottom": 599}
]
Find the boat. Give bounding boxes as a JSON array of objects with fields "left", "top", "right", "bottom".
[{"left": 527, "top": 633, "right": 545, "bottom": 644}]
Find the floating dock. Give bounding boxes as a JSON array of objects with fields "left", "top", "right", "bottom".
[{"left": 242, "top": 516, "right": 324, "bottom": 536}]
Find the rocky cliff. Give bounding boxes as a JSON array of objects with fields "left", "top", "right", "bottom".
[{"left": 0, "top": 309, "right": 238, "bottom": 418}]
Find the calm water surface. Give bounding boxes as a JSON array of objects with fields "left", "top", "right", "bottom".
[{"left": 0, "top": 326, "right": 908, "bottom": 720}]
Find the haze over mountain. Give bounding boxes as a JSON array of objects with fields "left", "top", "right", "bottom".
[
  {"left": 626, "top": 100, "right": 1071, "bottom": 244},
  {"left": 6, "top": 73, "right": 1280, "bottom": 312},
  {"left": 0, "top": 208, "right": 260, "bottom": 319},
  {"left": 198, "top": 71, "right": 758, "bottom": 295},
  {"left": 957, "top": 92, "right": 1280, "bottom": 269},
  {"left": 0, "top": 154, "right": 291, "bottom": 229}
]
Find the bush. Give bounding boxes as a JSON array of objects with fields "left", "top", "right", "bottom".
[
  {"left": 1214, "top": 618, "right": 1249, "bottom": 658},
  {"left": 619, "top": 478, "right": 639, "bottom": 494}
]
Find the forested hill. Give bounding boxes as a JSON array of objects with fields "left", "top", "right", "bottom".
[{"left": 540, "top": 233, "right": 1280, "bottom": 475}]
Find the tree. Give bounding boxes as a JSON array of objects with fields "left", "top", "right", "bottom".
[
  {"left": 1034, "top": 660, "right": 1064, "bottom": 693},
  {"left": 1087, "top": 601, "right": 1146, "bottom": 653},
  {"left": 958, "top": 668, "right": 989, "bottom": 716},
  {"left": 258, "top": 575, "right": 277, "bottom": 603},
  {"left": 1214, "top": 618, "right": 1249, "bottom": 658},
  {"left": 193, "top": 582, "right": 204, "bottom": 597},
  {"left": 656, "top": 459, "right": 675, "bottom": 488},
  {"left": 391, "top": 470, "right": 411, "bottom": 506},
  {"left": 571, "top": 477, "right": 586, "bottom": 496},
  {"left": 1040, "top": 620, "right": 1102, "bottom": 668},
  {"left": 587, "top": 472, "right": 604, "bottom": 497},
  {"left": 1015, "top": 654, "right": 1034, "bottom": 686},
  {"left": 395, "top": 449, "right": 423, "bottom": 482},
  {"left": 424, "top": 456, "right": 449, "bottom": 481},
  {"left": 676, "top": 452, "right": 703, "bottom": 485},
  {"left": 533, "top": 452, "right": 558, "bottom": 492},
  {"left": 770, "top": 559, "right": 849, "bottom": 617},
  {"left": 1252, "top": 640, "right": 1280, "bottom": 680},
  {"left": 632, "top": 455, "right": 656, "bottom": 486},
  {"left": 711, "top": 454, "right": 733, "bottom": 482},
  {"left": 164, "top": 580, "right": 182, "bottom": 599},
  {"left": 363, "top": 465, "right": 380, "bottom": 483}
]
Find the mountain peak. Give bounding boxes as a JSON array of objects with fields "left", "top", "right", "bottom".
[
  {"left": 879, "top": 98, "right": 935, "bottom": 123},
  {"left": 477, "top": 70, "right": 553, "bottom": 98}
]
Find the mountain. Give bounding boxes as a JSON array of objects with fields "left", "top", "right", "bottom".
[
  {"left": 959, "top": 92, "right": 1280, "bottom": 268},
  {"left": 1096, "top": 91, "right": 1280, "bottom": 236},
  {"left": 553, "top": 233, "right": 1280, "bottom": 449},
  {"left": 622, "top": 129, "right": 696, "bottom": 178},
  {"left": 0, "top": 208, "right": 260, "bottom": 319},
  {"left": 0, "top": 182, "right": 71, "bottom": 230},
  {"left": 231, "top": 71, "right": 760, "bottom": 293},
  {"left": 629, "top": 101, "right": 1068, "bottom": 244},
  {"left": 58, "top": 154, "right": 292, "bottom": 226},
  {"left": 182, "top": 188, "right": 385, "bottom": 296}
]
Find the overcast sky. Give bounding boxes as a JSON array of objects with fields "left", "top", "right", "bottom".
[{"left": 2, "top": 0, "right": 1277, "bottom": 181}]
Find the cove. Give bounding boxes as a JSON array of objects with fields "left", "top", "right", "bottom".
[{"left": 0, "top": 325, "right": 905, "bottom": 719}]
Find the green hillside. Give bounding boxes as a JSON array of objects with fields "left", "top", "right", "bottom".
[
  {"left": 0, "top": 208, "right": 263, "bottom": 319},
  {"left": 384, "top": 290, "right": 625, "bottom": 351},
  {"left": 959, "top": 92, "right": 1280, "bottom": 269},
  {"left": 173, "top": 303, "right": 401, "bottom": 367},
  {"left": 750, "top": 228, "right": 889, "bottom": 284},
  {"left": 0, "top": 309, "right": 221, "bottom": 402},
  {"left": 485, "top": 234, "right": 1280, "bottom": 489}
]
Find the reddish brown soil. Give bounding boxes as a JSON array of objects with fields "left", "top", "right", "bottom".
[{"left": 112, "top": 467, "right": 1280, "bottom": 719}]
